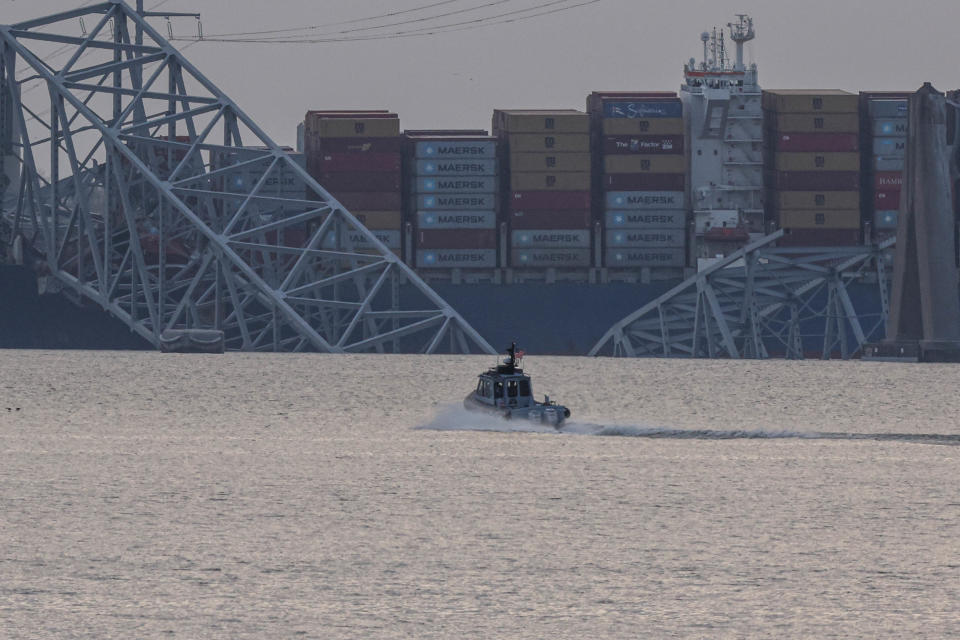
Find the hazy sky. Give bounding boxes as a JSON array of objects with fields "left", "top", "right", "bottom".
[{"left": 4, "top": 0, "right": 959, "bottom": 148}]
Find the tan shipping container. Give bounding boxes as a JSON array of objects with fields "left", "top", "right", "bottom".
[
  {"left": 604, "top": 155, "right": 687, "bottom": 174},
  {"left": 506, "top": 133, "right": 590, "bottom": 153},
  {"left": 777, "top": 209, "right": 861, "bottom": 229},
  {"left": 509, "top": 152, "right": 591, "bottom": 173},
  {"left": 314, "top": 118, "right": 400, "bottom": 138},
  {"left": 510, "top": 172, "right": 592, "bottom": 191},
  {"left": 351, "top": 210, "right": 403, "bottom": 229},
  {"left": 762, "top": 90, "right": 859, "bottom": 114},
  {"left": 602, "top": 118, "right": 684, "bottom": 136},
  {"left": 773, "top": 152, "right": 861, "bottom": 172},
  {"left": 767, "top": 113, "right": 859, "bottom": 134},
  {"left": 776, "top": 191, "right": 861, "bottom": 210},
  {"left": 493, "top": 110, "right": 589, "bottom": 134}
]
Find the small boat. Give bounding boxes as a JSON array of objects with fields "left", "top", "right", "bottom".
[{"left": 463, "top": 343, "right": 571, "bottom": 428}]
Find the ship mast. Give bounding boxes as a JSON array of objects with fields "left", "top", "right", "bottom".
[{"left": 728, "top": 14, "right": 755, "bottom": 72}]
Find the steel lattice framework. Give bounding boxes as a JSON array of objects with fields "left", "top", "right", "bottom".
[
  {"left": 0, "top": 1, "right": 495, "bottom": 354},
  {"left": 590, "top": 231, "right": 896, "bottom": 359}
]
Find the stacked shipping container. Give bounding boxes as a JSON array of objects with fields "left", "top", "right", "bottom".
[
  {"left": 403, "top": 130, "right": 499, "bottom": 270},
  {"left": 302, "top": 111, "right": 403, "bottom": 254},
  {"left": 763, "top": 90, "right": 862, "bottom": 246},
  {"left": 493, "top": 109, "right": 592, "bottom": 269},
  {"left": 859, "top": 93, "right": 909, "bottom": 239},
  {"left": 587, "top": 92, "right": 687, "bottom": 269}
]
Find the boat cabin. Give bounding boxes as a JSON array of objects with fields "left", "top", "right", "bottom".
[{"left": 473, "top": 343, "right": 535, "bottom": 409}]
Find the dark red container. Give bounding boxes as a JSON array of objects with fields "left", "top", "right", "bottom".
[
  {"left": 312, "top": 171, "right": 401, "bottom": 192},
  {"left": 312, "top": 137, "right": 402, "bottom": 153},
  {"left": 328, "top": 191, "right": 402, "bottom": 210},
  {"left": 416, "top": 229, "right": 497, "bottom": 250},
  {"left": 601, "top": 173, "right": 685, "bottom": 191},
  {"left": 509, "top": 191, "right": 591, "bottom": 211},
  {"left": 508, "top": 209, "right": 591, "bottom": 230},
  {"left": 602, "top": 135, "right": 684, "bottom": 155},
  {"left": 778, "top": 228, "right": 861, "bottom": 247},
  {"left": 770, "top": 171, "right": 859, "bottom": 191},
  {"left": 874, "top": 172, "right": 904, "bottom": 189},
  {"left": 874, "top": 189, "right": 901, "bottom": 209},
  {"left": 318, "top": 152, "right": 401, "bottom": 173},
  {"left": 773, "top": 132, "right": 859, "bottom": 152}
]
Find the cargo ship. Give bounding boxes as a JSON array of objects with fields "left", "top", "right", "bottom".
[{"left": 0, "top": 16, "right": 906, "bottom": 355}]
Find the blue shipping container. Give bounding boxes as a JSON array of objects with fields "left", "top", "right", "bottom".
[
  {"left": 418, "top": 249, "right": 497, "bottom": 268},
  {"left": 606, "top": 191, "right": 685, "bottom": 210},
  {"left": 605, "top": 210, "right": 686, "bottom": 229},
  {"left": 868, "top": 100, "right": 908, "bottom": 119},
  {"left": 873, "top": 137, "right": 907, "bottom": 157},
  {"left": 874, "top": 210, "right": 899, "bottom": 230},
  {"left": 324, "top": 229, "right": 401, "bottom": 250},
  {"left": 605, "top": 229, "right": 685, "bottom": 248},
  {"left": 417, "top": 210, "right": 497, "bottom": 230},
  {"left": 417, "top": 193, "right": 497, "bottom": 210},
  {"left": 872, "top": 119, "right": 908, "bottom": 137},
  {"left": 412, "top": 176, "right": 497, "bottom": 194},
  {"left": 874, "top": 156, "right": 905, "bottom": 172},
  {"left": 416, "top": 158, "right": 496, "bottom": 176},
  {"left": 605, "top": 247, "right": 685, "bottom": 268},
  {"left": 511, "top": 229, "right": 591, "bottom": 249},
  {"left": 603, "top": 101, "right": 683, "bottom": 119},
  {"left": 415, "top": 140, "right": 496, "bottom": 159}
]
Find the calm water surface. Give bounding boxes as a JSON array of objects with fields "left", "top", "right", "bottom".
[{"left": 1, "top": 351, "right": 958, "bottom": 638}]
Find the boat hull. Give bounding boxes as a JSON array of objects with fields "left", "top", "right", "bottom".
[{"left": 463, "top": 392, "right": 569, "bottom": 428}]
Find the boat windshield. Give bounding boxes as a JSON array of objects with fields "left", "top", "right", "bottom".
[
  {"left": 519, "top": 379, "right": 531, "bottom": 397},
  {"left": 494, "top": 381, "right": 503, "bottom": 398},
  {"left": 507, "top": 380, "right": 518, "bottom": 398}
]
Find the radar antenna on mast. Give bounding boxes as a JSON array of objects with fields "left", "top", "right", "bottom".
[{"left": 728, "top": 14, "right": 755, "bottom": 71}]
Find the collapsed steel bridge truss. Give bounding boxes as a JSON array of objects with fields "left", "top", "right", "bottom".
[
  {"left": 590, "top": 231, "right": 896, "bottom": 359},
  {"left": 0, "top": 0, "right": 494, "bottom": 353}
]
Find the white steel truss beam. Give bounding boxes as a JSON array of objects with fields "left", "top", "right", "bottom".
[
  {"left": 0, "top": 0, "right": 494, "bottom": 354},
  {"left": 590, "top": 231, "right": 896, "bottom": 360}
]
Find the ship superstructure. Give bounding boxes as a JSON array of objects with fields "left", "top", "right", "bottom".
[{"left": 681, "top": 15, "right": 764, "bottom": 265}]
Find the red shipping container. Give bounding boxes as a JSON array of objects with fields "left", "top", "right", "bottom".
[
  {"left": 318, "top": 152, "right": 401, "bottom": 173},
  {"left": 874, "top": 172, "right": 904, "bottom": 189},
  {"left": 509, "top": 191, "right": 591, "bottom": 211},
  {"left": 312, "top": 171, "right": 401, "bottom": 192},
  {"left": 874, "top": 189, "right": 901, "bottom": 209},
  {"left": 328, "top": 191, "right": 402, "bottom": 210},
  {"left": 602, "top": 173, "right": 685, "bottom": 191},
  {"left": 509, "top": 209, "right": 592, "bottom": 229},
  {"left": 770, "top": 171, "right": 859, "bottom": 191},
  {"left": 313, "top": 137, "right": 402, "bottom": 153},
  {"left": 416, "top": 229, "right": 497, "bottom": 249},
  {"left": 773, "top": 132, "right": 859, "bottom": 152},
  {"left": 778, "top": 228, "right": 861, "bottom": 247}
]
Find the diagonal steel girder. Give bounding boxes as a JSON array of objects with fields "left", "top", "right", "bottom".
[
  {"left": 0, "top": 1, "right": 495, "bottom": 354},
  {"left": 589, "top": 230, "right": 896, "bottom": 359}
]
